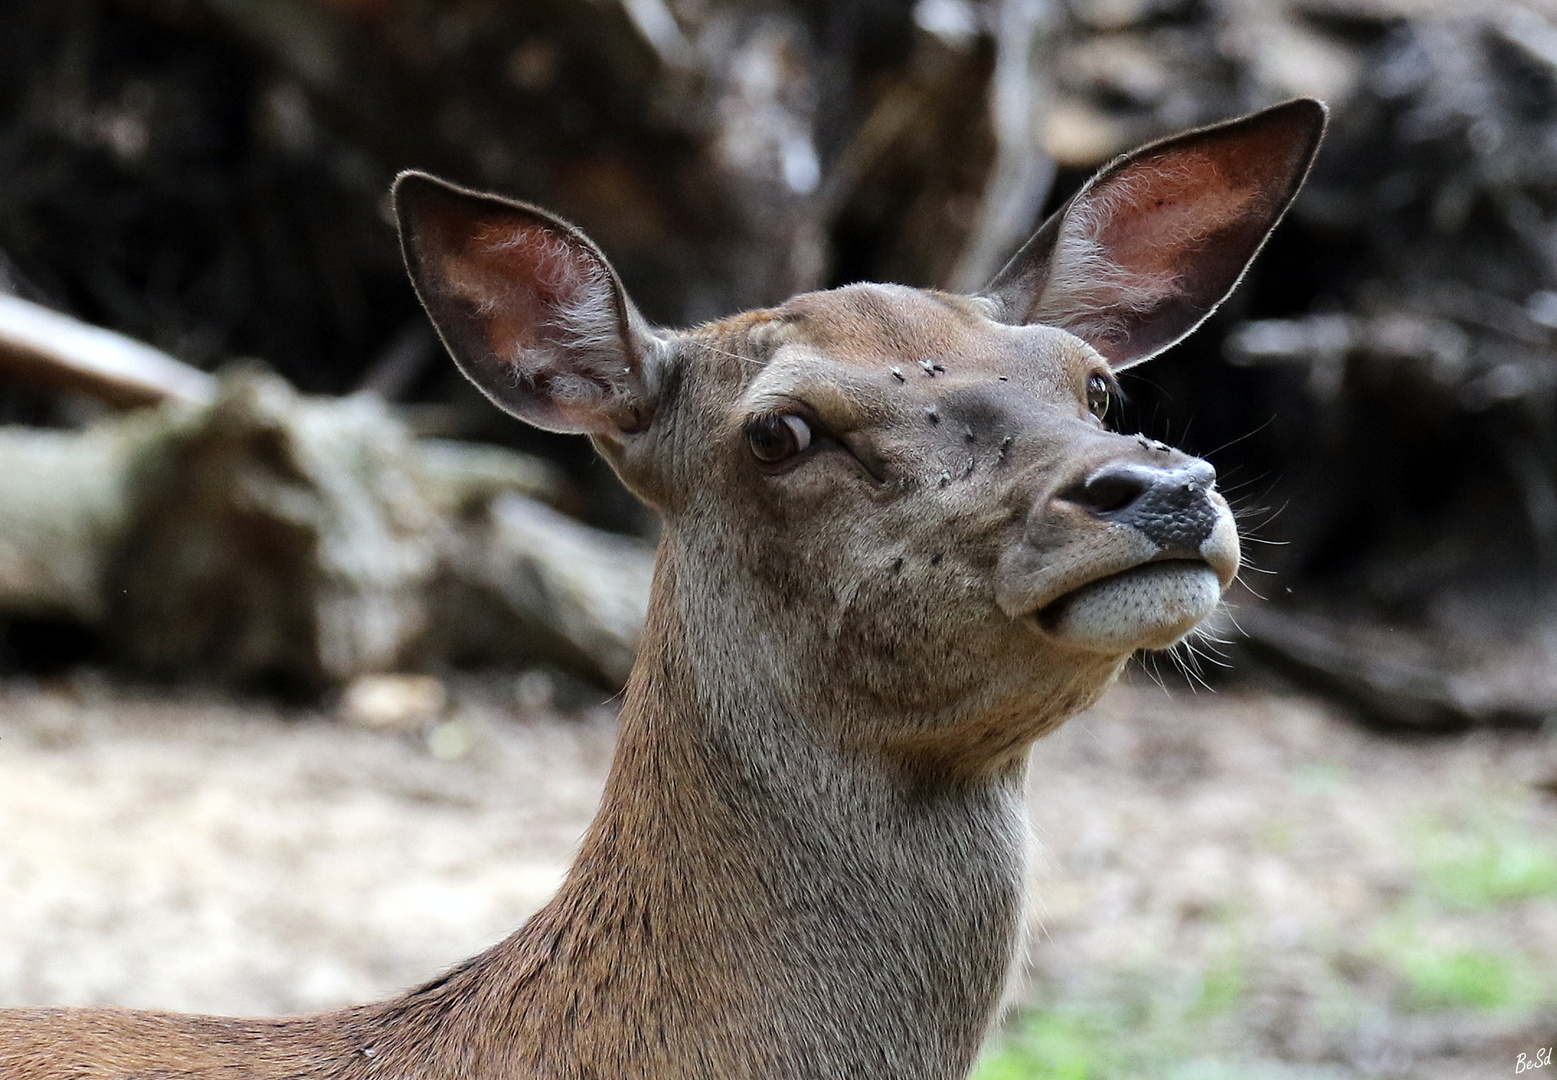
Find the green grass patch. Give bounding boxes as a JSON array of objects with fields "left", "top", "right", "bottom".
[
  {"left": 1346, "top": 810, "right": 1557, "bottom": 1016},
  {"left": 1186, "top": 961, "right": 1243, "bottom": 1021},
  {"left": 971, "top": 961, "right": 1247, "bottom": 1080},
  {"left": 1400, "top": 947, "right": 1517, "bottom": 1009},
  {"left": 1390, "top": 937, "right": 1553, "bottom": 1014},
  {"left": 1289, "top": 761, "right": 1346, "bottom": 795},
  {"left": 1366, "top": 914, "right": 1551, "bottom": 1015},
  {"left": 1418, "top": 829, "right": 1557, "bottom": 910},
  {"left": 974, "top": 1008, "right": 1112, "bottom": 1080}
]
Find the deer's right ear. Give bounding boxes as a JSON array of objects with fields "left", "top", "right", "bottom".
[{"left": 394, "top": 172, "right": 662, "bottom": 437}]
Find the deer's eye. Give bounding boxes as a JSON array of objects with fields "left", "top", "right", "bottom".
[
  {"left": 745, "top": 413, "right": 812, "bottom": 464},
  {"left": 1086, "top": 374, "right": 1112, "bottom": 421}
]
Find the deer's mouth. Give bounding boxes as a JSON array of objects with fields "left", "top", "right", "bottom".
[{"left": 1035, "top": 558, "right": 1222, "bottom": 653}]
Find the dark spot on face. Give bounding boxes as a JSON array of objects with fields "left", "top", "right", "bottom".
[
  {"left": 891, "top": 366, "right": 905, "bottom": 382},
  {"left": 998, "top": 435, "right": 1013, "bottom": 462},
  {"left": 997, "top": 376, "right": 1008, "bottom": 382},
  {"left": 938, "top": 472, "right": 951, "bottom": 487},
  {"left": 931, "top": 553, "right": 943, "bottom": 565},
  {"left": 892, "top": 557, "right": 904, "bottom": 573},
  {"left": 926, "top": 407, "right": 940, "bottom": 425},
  {"left": 963, "top": 427, "right": 976, "bottom": 443}
]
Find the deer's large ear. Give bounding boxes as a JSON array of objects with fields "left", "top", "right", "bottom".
[
  {"left": 987, "top": 99, "right": 1326, "bottom": 370},
  {"left": 394, "top": 172, "right": 661, "bottom": 436}
]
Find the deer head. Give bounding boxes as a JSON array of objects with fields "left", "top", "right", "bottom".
[{"left": 396, "top": 99, "right": 1324, "bottom": 777}]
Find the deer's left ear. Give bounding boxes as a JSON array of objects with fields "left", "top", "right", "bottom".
[
  {"left": 394, "top": 172, "right": 662, "bottom": 438},
  {"left": 986, "top": 98, "right": 1326, "bottom": 369}
]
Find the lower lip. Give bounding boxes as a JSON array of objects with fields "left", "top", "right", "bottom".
[{"left": 1037, "top": 560, "right": 1222, "bottom": 652}]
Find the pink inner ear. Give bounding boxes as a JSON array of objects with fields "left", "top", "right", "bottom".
[
  {"left": 995, "top": 99, "right": 1323, "bottom": 368},
  {"left": 436, "top": 217, "right": 611, "bottom": 360},
  {"left": 1035, "top": 137, "right": 1290, "bottom": 362},
  {"left": 417, "top": 201, "right": 627, "bottom": 430},
  {"left": 1090, "top": 149, "right": 1271, "bottom": 289}
]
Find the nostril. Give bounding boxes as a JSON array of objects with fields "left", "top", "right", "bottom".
[
  {"left": 1070, "top": 464, "right": 1153, "bottom": 515},
  {"left": 1082, "top": 475, "right": 1143, "bottom": 513}
]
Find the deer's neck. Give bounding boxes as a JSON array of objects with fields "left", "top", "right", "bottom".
[{"left": 373, "top": 555, "right": 1031, "bottom": 1080}]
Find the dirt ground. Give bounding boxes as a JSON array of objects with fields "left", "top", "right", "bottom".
[{"left": 1, "top": 670, "right": 1554, "bottom": 1079}]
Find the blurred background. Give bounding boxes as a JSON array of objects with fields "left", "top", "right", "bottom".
[{"left": 1, "top": 0, "right": 1555, "bottom": 1076}]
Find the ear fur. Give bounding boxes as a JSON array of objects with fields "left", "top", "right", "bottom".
[
  {"left": 987, "top": 98, "right": 1327, "bottom": 369},
  {"left": 394, "top": 171, "right": 660, "bottom": 436}
]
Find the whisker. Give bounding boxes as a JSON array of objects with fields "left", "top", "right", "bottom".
[
  {"left": 1134, "top": 650, "right": 1170, "bottom": 695},
  {"left": 1172, "top": 643, "right": 1216, "bottom": 692},
  {"left": 1202, "top": 414, "right": 1277, "bottom": 459},
  {"left": 694, "top": 341, "right": 766, "bottom": 367},
  {"left": 1216, "top": 471, "right": 1274, "bottom": 497},
  {"left": 1221, "top": 606, "right": 1251, "bottom": 641},
  {"left": 1236, "top": 577, "right": 1270, "bottom": 601},
  {"left": 1192, "top": 624, "right": 1235, "bottom": 651},
  {"left": 1186, "top": 634, "right": 1233, "bottom": 668}
]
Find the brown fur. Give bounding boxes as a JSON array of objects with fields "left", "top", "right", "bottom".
[{"left": 0, "top": 101, "right": 1325, "bottom": 1080}]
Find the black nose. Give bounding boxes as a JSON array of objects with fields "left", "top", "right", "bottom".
[{"left": 1066, "top": 460, "right": 1219, "bottom": 553}]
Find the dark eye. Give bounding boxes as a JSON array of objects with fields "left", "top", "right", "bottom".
[
  {"left": 1086, "top": 373, "right": 1112, "bottom": 421},
  {"left": 745, "top": 413, "right": 812, "bottom": 464}
]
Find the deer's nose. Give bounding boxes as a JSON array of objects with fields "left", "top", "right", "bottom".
[{"left": 1062, "top": 460, "right": 1220, "bottom": 555}]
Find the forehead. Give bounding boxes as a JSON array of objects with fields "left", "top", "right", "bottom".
[{"left": 772, "top": 283, "right": 1098, "bottom": 380}]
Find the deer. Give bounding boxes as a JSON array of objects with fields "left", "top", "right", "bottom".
[{"left": 0, "top": 99, "right": 1324, "bottom": 1080}]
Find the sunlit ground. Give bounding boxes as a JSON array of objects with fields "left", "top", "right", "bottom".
[
  {"left": 979, "top": 679, "right": 1557, "bottom": 1080},
  {"left": 1, "top": 673, "right": 1554, "bottom": 1078}
]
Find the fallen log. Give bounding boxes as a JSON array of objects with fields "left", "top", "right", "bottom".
[
  {"left": 435, "top": 493, "right": 653, "bottom": 686},
  {"left": 1237, "top": 603, "right": 1557, "bottom": 731},
  {"left": 0, "top": 294, "right": 216, "bottom": 409},
  {"left": 0, "top": 369, "right": 651, "bottom": 689},
  {"left": 0, "top": 415, "right": 166, "bottom": 622}
]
